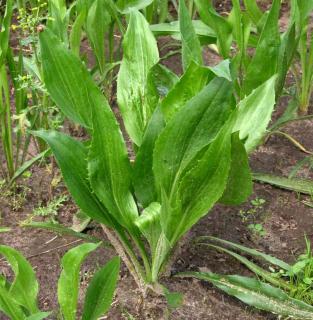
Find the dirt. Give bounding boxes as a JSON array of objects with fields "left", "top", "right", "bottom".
[
  {"left": 1, "top": 1, "right": 313, "bottom": 320},
  {"left": 3, "top": 118, "right": 312, "bottom": 320}
]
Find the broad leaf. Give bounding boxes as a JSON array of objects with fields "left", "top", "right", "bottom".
[
  {"left": 179, "top": 0, "right": 203, "bottom": 70},
  {"left": 171, "top": 120, "right": 232, "bottom": 242},
  {"left": 0, "top": 245, "right": 39, "bottom": 314},
  {"left": 58, "top": 242, "right": 101, "bottom": 320},
  {"left": 40, "top": 28, "right": 101, "bottom": 128},
  {"left": 209, "top": 59, "right": 232, "bottom": 81},
  {"left": 161, "top": 61, "right": 212, "bottom": 122},
  {"left": 220, "top": 132, "right": 252, "bottom": 205},
  {"left": 133, "top": 107, "right": 165, "bottom": 207},
  {"left": 232, "top": 76, "right": 276, "bottom": 152},
  {"left": 147, "top": 63, "right": 179, "bottom": 98},
  {"left": 154, "top": 78, "right": 233, "bottom": 241},
  {"left": 134, "top": 62, "right": 214, "bottom": 207},
  {"left": 86, "top": 0, "right": 111, "bottom": 73},
  {"left": 82, "top": 257, "right": 120, "bottom": 320},
  {"left": 33, "top": 131, "right": 112, "bottom": 226},
  {"left": 88, "top": 85, "right": 138, "bottom": 228},
  {"left": 243, "top": 0, "right": 281, "bottom": 95},
  {"left": 154, "top": 78, "right": 233, "bottom": 200},
  {"left": 135, "top": 202, "right": 162, "bottom": 255},
  {"left": 117, "top": 10, "right": 159, "bottom": 146}
]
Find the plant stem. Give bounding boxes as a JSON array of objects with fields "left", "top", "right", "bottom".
[
  {"left": 101, "top": 225, "right": 147, "bottom": 293},
  {"left": 0, "top": 64, "right": 14, "bottom": 179}
]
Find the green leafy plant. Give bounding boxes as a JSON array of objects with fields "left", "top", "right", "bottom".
[
  {"left": 248, "top": 223, "right": 266, "bottom": 237},
  {"left": 178, "top": 236, "right": 313, "bottom": 319},
  {"left": 0, "top": 243, "right": 120, "bottom": 319},
  {"left": 290, "top": 0, "right": 313, "bottom": 114},
  {"left": 192, "top": 0, "right": 296, "bottom": 99},
  {"left": 0, "top": 1, "right": 56, "bottom": 182},
  {"left": 21, "top": 194, "right": 69, "bottom": 224},
  {"left": 32, "top": 4, "right": 278, "bottom": 295}
]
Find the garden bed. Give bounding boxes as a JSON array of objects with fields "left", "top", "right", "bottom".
[{"left": 1, "top": 0, "right": 313, "bottom": 319}]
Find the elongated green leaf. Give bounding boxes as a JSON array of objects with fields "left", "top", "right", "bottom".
[
  {"left": 154, "top": 78, "right": 233, "bottom": 242},
  {"left": 88, "top": 83, "right": 138, "bottom": 228},
  {"left": 86, "top": 0, "right": 111, "bottom": 73},
  {"left": 179, "top": 0, "right": 203, "bottom": 70},
  {"left": 147, "top": 63, "right": 179, "bottom": 98},
  {"left": 228, "top": 0, "right": 250, "bottom": 69},
  {"left": 40, "top": 28, "right": 97, "bottom": 127},
  {"left": 194, "top": 0, "right": 232, "bottom": 58},
  {"left": 232, "top": 76, "right": 276, "bottom": 153},
  {"left": 220, "top": 132, "right": 252, "bottom": 205},
  {"left": 9, "top": 149, "right": 51, "bottom": 185},
  {"left": 297, "top": 0, "right": 313, "bottom": 24},
  {"left": 204, "top": 243, "right": 291, "bottom": 290},
  {"left": 179, "top": 272, "right": 313, "bottom": 319},
  {"left": 243, "top": 0, "right": 281, "bottom": 95},
  {"left": 161, "top": 61, "right": 211, "bottom": 122},
  {"left": 26, "top": 312, "right": 51, "bottom": 320},
  {"left": 171, "top": 120, "right": 232, "bottom": 242},
  {"left": 117, "top": 10, "right": 159, "bottom": 146},
  {"left": 276, "top": 24, "right": 298, "bottom": 98},
  {"left": 116, "top": 0, "right": 153, "bottom": 13},
  {"left": 0, "top": 245, "right": 39, "bottom": 313},
  {"left": 201, "top": 236, "right": 291, "bottom": 271},
  {"left": 151, "top": 232, "right": 171, "bottom": 281},
  {"left": 135, "top": 202, "right": 162, "bottom": 254},
  {"left": 24, "top": 221, "right": 103, "bottom": 244},
  {"left": 243, "top": 0, "right": 263, "bottom": 26},
  {"left": 209, "top": 59, "right": 232, "bottom": 81},
  {"left": 0, "top": 286, "right": 25, "bottom": 320},
  {"left": 58, "top": 242, "right": 101, "bottom": 320},
  {"left": 133, "top": 62, "right": 214, "bottom": 207},
  {"left": 133, "top": 107, "right": 165, "bottom": 207},
  {"left": 0, "top": 0, "right": 13, "bottom": 67},
  {"left": 47, "top": 0, "right": 68, "bottom": 44},
  {"left": 154, "top": 78, "right": 233, "bottom": 201},
  {"left": 150, "top": 20, "right": 216, "bottom": 44},
  {"left": 33, "top": 131, "right": 112, "bottom": 226},
  {"left": 82, "top": 257, "right": 120, "bottom": 320},
  {"left": 253, "top": 173, "right": 313, "bottom": 195},
  {"left": 70, "top": 8, "right": 86, "bottom": 57}
]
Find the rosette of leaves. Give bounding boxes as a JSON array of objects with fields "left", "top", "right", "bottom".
[{"left": 33, "top": 6, "right": 277, "bottom": 294}]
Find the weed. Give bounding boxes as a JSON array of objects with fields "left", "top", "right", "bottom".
[
  {"left": 248, "top": 223, "right": 266, "bottom": 237},
  {"left": 30, "top": 194, "right": 68, "bottom": 223},
  {"left": 239, "top": 197, "right": 266, "bottom": 222}
]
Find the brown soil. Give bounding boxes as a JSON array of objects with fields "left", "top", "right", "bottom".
[{"left": 1, "top": 2, "right": 313, "bottom": 320}]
